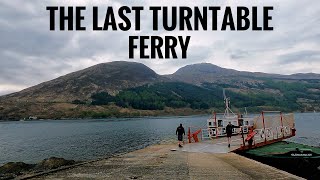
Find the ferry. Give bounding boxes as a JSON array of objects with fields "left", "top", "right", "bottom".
[
  {"left": 206, "top": 90, "right": 254, "bottom": 138},
  {"left": 188, "top": 89, "right": 296, "bottom": 151}
]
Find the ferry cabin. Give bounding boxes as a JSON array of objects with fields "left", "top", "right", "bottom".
[{"left": 207, "top": 114, "right": 254, "bottom": 138}]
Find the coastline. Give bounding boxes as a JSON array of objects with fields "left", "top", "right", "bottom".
[
  {"left": 2, "top": 108, "right": 317, "bottom": 122},
  {"left": 2, "top": 101, "right": 316, "bottom": 121},
  {"left": 0, "top": 103, "right": 210, "bottom": 121},
  {"left": 0, "top": 113, "right": 209, "bottom": 122}
]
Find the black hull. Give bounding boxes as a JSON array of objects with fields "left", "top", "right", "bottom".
[{"left": 238, "top": 153, "right": 320, "bottom": 179}]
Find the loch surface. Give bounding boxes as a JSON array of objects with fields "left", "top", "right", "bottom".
[{"left": 0, "top": 113, "right": 319, "bottom": 165}]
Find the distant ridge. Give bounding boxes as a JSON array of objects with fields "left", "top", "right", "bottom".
[{"left": 167, "top": 63, "right": 320, "bottom": 85}]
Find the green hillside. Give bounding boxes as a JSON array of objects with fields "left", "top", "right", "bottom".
[{"left": 89, "top": 80, "right": 320, "bottom": 112}]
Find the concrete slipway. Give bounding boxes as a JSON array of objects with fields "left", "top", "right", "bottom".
[{"left": 20, "top": 137, "right": 303, "bottom": 180}]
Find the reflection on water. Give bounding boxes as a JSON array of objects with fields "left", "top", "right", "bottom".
[{"left": 0, "top": 113, "right": 319, "bottom": 165}]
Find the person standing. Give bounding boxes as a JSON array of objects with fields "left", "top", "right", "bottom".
[
  {"left": 176, "top": 123, "right": 185, "bottom": 147},
  {"left": 226, "top": 122, "right": 240, "bottom": 148}
]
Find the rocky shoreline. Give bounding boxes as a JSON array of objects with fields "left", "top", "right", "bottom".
[
  {"left": 0, "top": 157, "right": 76, "bottom": 180},
  {"left": 0, "top": 139, "right": 177, "bottom": 180}
]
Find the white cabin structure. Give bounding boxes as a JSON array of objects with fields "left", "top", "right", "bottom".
[{"left": 204, "top": 90, "right": 254, "bottom": 138}]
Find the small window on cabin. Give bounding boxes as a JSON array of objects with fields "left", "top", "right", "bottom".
[
  {"left": 218, "top": 120, "right": 223, "bottom": 127},
  {"left": 209, "top": 122, "right": 212, "bottom": 126}
]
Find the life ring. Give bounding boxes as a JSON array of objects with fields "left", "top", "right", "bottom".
[
  {"left": 208, "top": 128, "right": 217, "bottom": 137},
  {"left": 245, "top": 131, "right": 256, "bottom": 141}
]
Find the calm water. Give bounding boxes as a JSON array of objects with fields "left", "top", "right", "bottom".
[{"left": 0, "top": 113, "right": 319, "bottom": 165}]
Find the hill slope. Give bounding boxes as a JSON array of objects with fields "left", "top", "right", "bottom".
[{"left": 1, "top": 61, "right": 165, "bottom": 102}]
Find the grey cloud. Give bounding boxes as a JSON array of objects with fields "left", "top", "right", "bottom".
[
  {"left": 1, "top": 0, "right": 320, "bottom": 95},
  {"left": 0, "top": 50, "right": 72, "bottom": 86},
  {"left": 230, "top": 50, "right": 250, "bottom": 60},
  {"left": 278, "top": 51, "right": 320, "bottom": 65}
]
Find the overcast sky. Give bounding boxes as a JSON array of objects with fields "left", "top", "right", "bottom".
[{"left": 0, "top": 0, "right": 319, "bottom": 95}]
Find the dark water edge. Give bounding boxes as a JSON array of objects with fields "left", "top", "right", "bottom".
[{"left": 238, "top": 154, "right": 320, "bottom": 179}]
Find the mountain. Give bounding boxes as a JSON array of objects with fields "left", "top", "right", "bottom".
[
  {"left": 1, "top": 61, "right": 166, "bottom": 103},
  {"left": 166, "top": 63, "right": 320, "bottom": 113},
  {"left": 167, "top": 63, "right": 249, "bottom": 85},
  {"left": 0, "top": 61, "right": 319, "bottom": 120},
  {"left": 167, "top": 63, "right": 320, "bottom": 85}
]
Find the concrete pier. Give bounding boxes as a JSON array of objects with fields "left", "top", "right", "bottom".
[{"left": 26, "top": 142, "right": 303, "bottom": 180}]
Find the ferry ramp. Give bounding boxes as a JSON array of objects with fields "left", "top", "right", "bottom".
[
  {"left": 24, "top": 140, "right": 303, "bottom": 180},
  {"left": 182, "top": 135, "right": 244, "bottom": 153}
]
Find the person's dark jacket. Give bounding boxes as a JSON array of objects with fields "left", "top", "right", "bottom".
[
  {"left": 226, "top": 124, "right": 239, "bottom": 134},
  {"left": 176, "top": 126, "right": 185, "bottom": 136}
]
